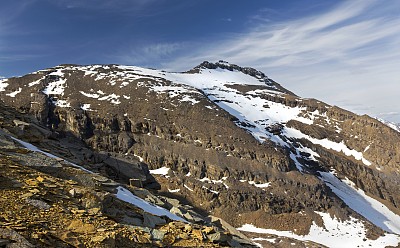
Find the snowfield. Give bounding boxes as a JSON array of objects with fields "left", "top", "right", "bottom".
[
  {"left": 319, "top": 171, "right": 400, "bottom": 234},
  {"left": 239, "top": 211, "right": 400, "bottom": 248}
]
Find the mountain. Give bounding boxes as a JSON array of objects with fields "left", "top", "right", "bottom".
[
  {"left": 0, "top": 60, "right": 399, "bottom": 247},
  {"left": 377, "top": 118, "right": 400, "bottom": 133}
]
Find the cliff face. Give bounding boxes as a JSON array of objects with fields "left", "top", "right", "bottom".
[
  {"left": 0, "top": 96, "right": 257, "bottom": 248},
  {"left": 1, "top": 61, "right": 399, "bottom": 247}
]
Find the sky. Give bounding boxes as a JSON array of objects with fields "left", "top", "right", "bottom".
[{"left": 1, "top": 0, "right": 399, "bottom": 123}]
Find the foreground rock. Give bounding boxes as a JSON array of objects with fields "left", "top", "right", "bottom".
[{"left": 0, "top": 102, "right": 256, "bottom": 247}]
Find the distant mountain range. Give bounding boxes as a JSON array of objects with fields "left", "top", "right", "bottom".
[{"left": 1, "top": 61, "right": 399, "bottom": 247}]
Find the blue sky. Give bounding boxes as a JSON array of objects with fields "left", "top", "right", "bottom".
[{"left": 1, "top": 0, "right": 399, "bottom": 122}]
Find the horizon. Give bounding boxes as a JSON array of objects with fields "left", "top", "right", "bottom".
[{"left": 1, "top": 0, "right": 399, "bottom": 122}]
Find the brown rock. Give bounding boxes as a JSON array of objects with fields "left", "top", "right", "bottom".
[
  {"left": 36, "top": 176, "right": 45, "bottom": 183},
  {"left": 67, "top": 220, "right": 96, "bottom": 234},
  {"left": 191, "top": 229, "right": 204, "bottom": 241},
  {"left": 162, "top": 233, "right": 176, "bottom": 245},
  {"left": 59, "top": 231, "right": 83, "bottom": 248},
  {"left": 202, "top": 226, "right": 215, "bottom": 234}
]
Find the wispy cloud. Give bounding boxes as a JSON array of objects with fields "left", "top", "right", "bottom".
[
  {"left": 164, "top": 0, "right": 400, "bottom": 122},
  {"left": 114, "top": 42, "right": 186, "bottom": 67}
]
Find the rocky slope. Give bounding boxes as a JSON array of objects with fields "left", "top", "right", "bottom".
[
  {"left": 0, "top": 61, "right": 399, "bottom": 247},
  {"left": 0, "top": 100, "right": 256, "bottom": 247}
]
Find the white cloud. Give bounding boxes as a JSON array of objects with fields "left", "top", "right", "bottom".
[
  {"left": 164, "top": 0, "right": 400, "bottom": 122},
  {"left": 115, "top": 42, "right": 185, "bottom": 66}
]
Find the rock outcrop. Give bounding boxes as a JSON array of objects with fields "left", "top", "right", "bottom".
[{"left": 0, "top": 101, "right": 256, "bottom": 247}]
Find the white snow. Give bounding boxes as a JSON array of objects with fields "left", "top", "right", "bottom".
[
  {"left": 120, "top": 82, "right": 129, "bottom": 87},
  {"left": 81, "top": 104, "right": 91, "bottom": 111},
  {"left": 239, "top": 211, "right": 400, "bottom": 248},
  {"left": 252, "top": 237, "right": 276, "bottom": 243},
  {"left": 49, "top": 69, "right": 65, "bottom": 77},
  {"left": 28, "top": 78, "right": 43, "bottom": 87},
  {"left": 248, "top": 181, "right": 271, "bottom": 188},
  {"left": 42, "top": 78, "right": 67, "bottom": 95},
  {"left": 183, "top": 184, "right": 193, "bottom": 191},
  {"left": 319, "top": 171, "right": 400, "bottom": 234},
  {"left": 98, "top": 94, "right": 121, "bottom": 104},
  {"left": 6, "top": 87, "right": 22, "bottom": 97},
  {"left": 199, "top": 177, "right": 229, "bottom": 189},
  {"left": 133, "top": 154, "right": 144, "bottom": 162},
  {"left": 202, "top": 185, "right": 219, "bottom": 194},
  {"left": 284, "top": 127, "right": 372, "bottom": 166},
  {"left": 168, "top": 188, "right": 180, "bottom": 193},
  {"left": 55, "top": 100, "right": 71, "bottom": 108},
  {"left": 80, "top": 91, "right": 100, "bottom": 98},
  {"left": 83, "top": 69, "right": 98, "bottom": 76},
  {"left": 180, "top": 95, "right": 200, "bottom": 105},
  {"left": 149, "top": 166, "right": 170, "bottom": 176},
  {"left": 376, "top": 118, "right": 400, "bottom": 133},
  {"left": 10, "top": 136, "right": 93, "bottom": 173},
  {"left": 148, "top": 84, "right": 201, "bottom": 105},
  {"left": 115, "top": 186, "right": 185, "bottom": 222},
  {"left": 0, "top": 79, "right": 9, "bottom": 91}
]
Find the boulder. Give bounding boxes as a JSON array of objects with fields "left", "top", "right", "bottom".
[
  {"left": 143, "top": 213, "right": 166, "bottom": 228},
  {"left": 0, "top": 228, "right": 34, "bottom": 248},
  {"left": 207, "top": 232, "right": 228, "bottom": 243},
  {"left": 151, "top": 229, "right": 165, "bottom": 241}
]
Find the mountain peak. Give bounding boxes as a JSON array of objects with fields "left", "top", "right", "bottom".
[
  {"left": 190, "top": 60, "right": 296, "bottom": 95},
  {"left": 194, "top": 60, "right": 267, "bottom": 79}
]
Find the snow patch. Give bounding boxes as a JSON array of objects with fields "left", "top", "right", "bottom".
[
  {"left": 98, "top": 94, "right": 121, "bottom": 104},
  {"left": 202, "top": 186, "right": 219, "bottom": 194},
  {"left": 149, "top": 166, "right": 170, "bottom": 176},
  {"left": 10, "top": 136, "right": 93, "bottom": 173},
  {"left": 28, "top": 78, "right": 43, "bottom": 87},
  {"left": 377, "top": 118, "right": 400, "bottom": 133},
  {"left": 42, "top": 78, "right": 67, "bottom": 95},
  {"left": 319, "top": 171, "right": 400, "bottom": 234},
  {"left": 55, "top": 100, "right": 71, "bottom": 108},
  {"left": 115, "top": 186, "right": 185, "bottom": 222},
  {"left": 133, "top": 154, "right": 144, "bottom": 162},
  {"left": 6, "top": 87, "right": 22, "bottom": 97},
  {"left": 248, "top": 181, "right": 271, "bottom": 188},
  {"left": 81, "top": 104, "right": 91, "bottom": 111},
  {"left": 284, "top": 127, "right": 372, "bottom": 166},
  {"left": 149, "top": 84, "right": 201, "bottom": 105},
  {"left": 184, "top": 184, "right": 193, "bottom": 191},
  {"left": 0, "top": 79, "right": 9, "bottom": 91},
  {"left": 239, "top": 211, "right": 400, "bottom": 248},
  {"left": 80, "top": 91, "right": 100, "bottom": 98}
]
